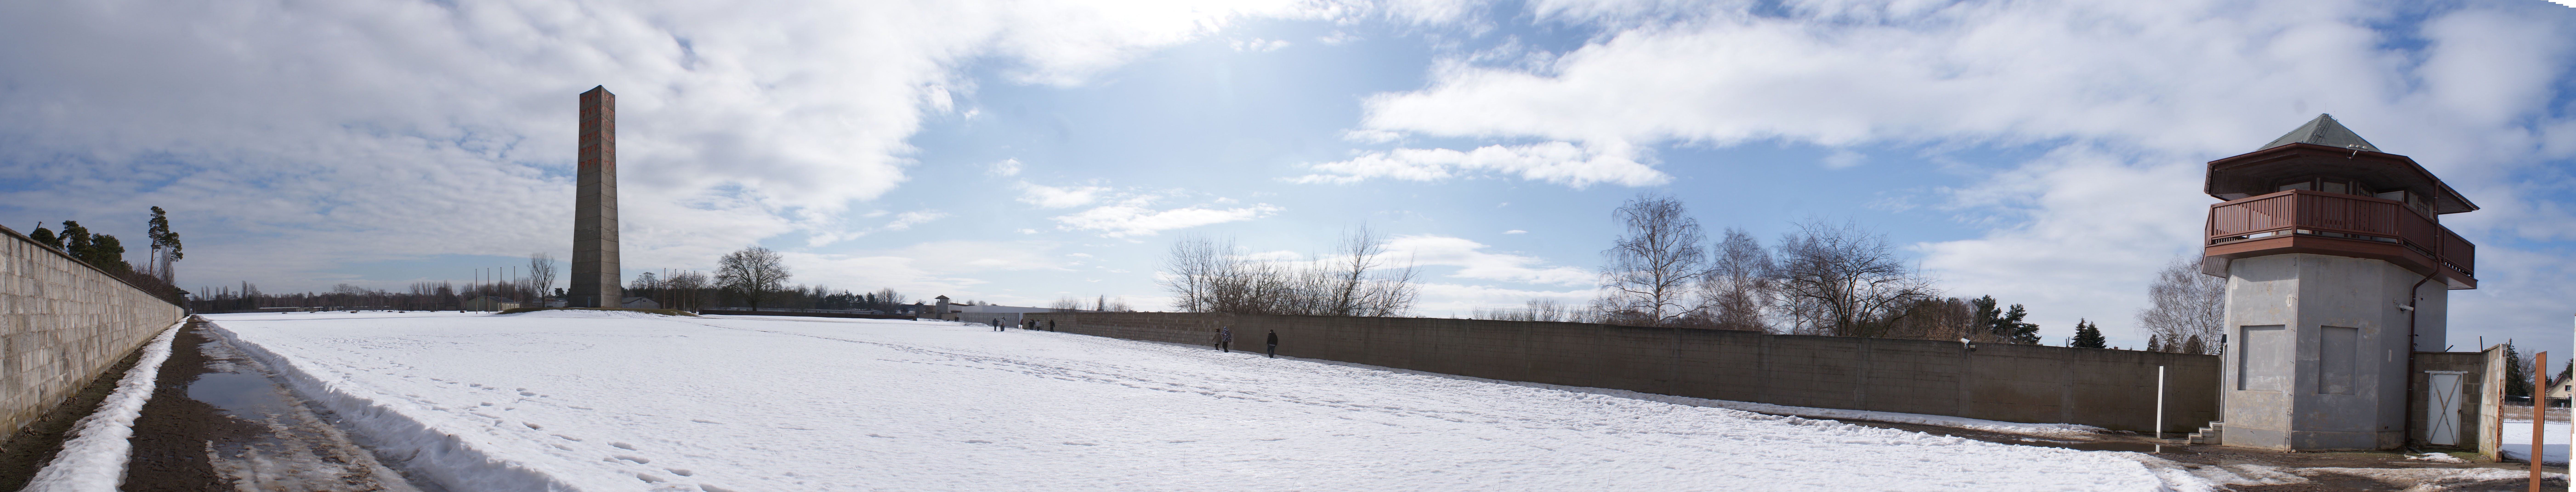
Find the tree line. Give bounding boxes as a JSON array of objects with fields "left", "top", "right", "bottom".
[
  {"left": 24, "top": 207, "right": 188, "bottom": 306},
  {"left": 1567, "top": 194, "right": 2062, "bottom": 344},
  {"left": 1499, "top": 194, "right": 2219, "bottom": 351},
  {"left": 1157, "top": 227, "right": 1420, "bottom": 317}
]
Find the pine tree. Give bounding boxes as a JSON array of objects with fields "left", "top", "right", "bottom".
[
  {"left": 2504, "top": 340, "right": 2529, "bottom": 397},
  {"left": 2071, "top": 319, "right": 2108, "bottom": 349},
  {"left": 2145, "top": 335, "right": 2161, "bottom": 353},
  {"left": 2182, "top": 334, "right": 2206, "bottom": 354},
  {"left": 2000, "top": 304, "right": 2041, "bottom": 344},
  {"left": 29, "top": 222, "right": 62, "bottom": 251},
  {"left": 146, "top": 206, "right": 182, "bottom": 283}
]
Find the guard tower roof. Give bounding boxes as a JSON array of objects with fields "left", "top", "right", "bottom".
[
  {"left": 2204, "top": 114, "right": 2479, "bottom": 214},
  {"left": 2258, "top": 114, "right": 2378, "bottom": 153}
]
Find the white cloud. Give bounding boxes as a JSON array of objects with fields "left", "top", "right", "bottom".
[
  {"left": 1503, "top": 229, "right": 1526, "bottom": 234},
  {"left": 1296, "top": 141, "right": 1669, "bottom": 188},
  {"left": 1363, "top": 1, "right": 2576, "bottom": 164},
  {"left": 1351, "top": 0, "right": 2576, "bottom": 348},
  {"left": 1051, "top": 196, "right": 1284, "bottom": 238},
  {"left": 1913, "top": 146, "right": 2215, "bottom": 346},
  {"left": 0, "top": 0, "right": 1332, "bottom": 291},
  {"left": 1384, "top": 235, "right": 1593, "bottom": 285},
  {"left": 988, "top": 158, "right": 1024, "bottom": 177},
  {"left": 1230, "top": 38, "right": 1292, "bottom": 52},
  {"left": 883, "top": 210, "right": 948, "bottom": 231},
  {"left": 1016, "top": 182, "right": 1109, "bottom": 208}
]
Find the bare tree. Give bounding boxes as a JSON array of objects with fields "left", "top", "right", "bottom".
[
  {"left": 527, "top": 252, "right": 559, "bottom": 303},
  {"left": 1050, "top": 297, "right": 1086, "bottom": 311},
  {"left": 717, "top": 247, "right": 792, "bottom": 311},
  {"left": 665, "top": 270, "right": 711, "bottom": 312},
  {"left": 2138, "top": 255, "right": 2226, "bottom": 354},
  {"left": 1474, "top": 298, "right": 1586, "bottom": 323},
  {"left": 1596, "top": 194, "right": 1708, "bottom": 326},
  {"left": 1772, "top": 219, "right": 1938, "bottom": 337},
  {"left": 1159, "top": 229, "right": 1418, "bottom": 317},
  {"left": 1700, "top": 227, "right": 1775, "bottom": 331}
]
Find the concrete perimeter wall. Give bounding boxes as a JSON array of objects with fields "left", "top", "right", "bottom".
[
  {"left": 1028, "top": 312, "right": 2221, "bottom": 432},
  {"left": 0, "top": 225, "right": 185, "bottom": 440}
]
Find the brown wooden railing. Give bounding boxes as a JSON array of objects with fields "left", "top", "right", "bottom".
[{"left": 2207, "top": 190, "right": 2473, "bottom": 278}]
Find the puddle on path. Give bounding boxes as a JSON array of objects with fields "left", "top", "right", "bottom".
[
  {"left": 177, "top": 328, "right": 436, "bottom": 492},
  {"left": 187, "top": 371, "right": 296, "bottom": 418}
]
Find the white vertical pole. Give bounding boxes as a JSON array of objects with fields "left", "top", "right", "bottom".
[{"left": 2157, "top": 365, "right": 2167, "bottom": 441}]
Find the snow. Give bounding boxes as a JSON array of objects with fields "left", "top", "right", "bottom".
[
  {"left": 2501, "top": 419, "right": 2570, "bottom": 465},
  {"left": 21, "top": 322, "right": 182, "bottom": 492},
  {"left": 205, "top": 310, "right": 2194, "bottom": 491},
  {"left": 2406, "top": 452, "right": 2471, "bottom": 464}
]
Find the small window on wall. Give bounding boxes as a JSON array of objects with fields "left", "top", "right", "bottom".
[
  {"left": 2277, "top": 181, "right": 2312, "bottom": 192},
  {"left": 2321, "top": 180, "right": 2347, "bottom": 194},
  {"left": 2318, "top": 326, "right": 2358, "bottom": 395},
  {"left": 2239, "top": 325, "right": 2289, "bottom": 392}
]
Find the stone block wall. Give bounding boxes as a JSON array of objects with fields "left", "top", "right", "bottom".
[
  {"left": 1030, "top": 312, "right": 2224, "bottom": 432},
  {"left": 0, "top": 225, "right": 185, "bottom": 440},
  {"left": 2408, "top": 351, "right": 2490, "bottom": 452}
]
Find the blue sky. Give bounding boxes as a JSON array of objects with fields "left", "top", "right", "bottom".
[{"left": 3, "top": 0, "right": 2571, "bottom": 351}]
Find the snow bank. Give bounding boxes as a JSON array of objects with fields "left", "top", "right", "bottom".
[
  {"left": 206, "top": 311, "right": 2182, "bottom": 490},
  {"left": 205, "top": 317, "right": 577, "bottom": 492},
  {"left": 20, "top": 322, "right": 182, "bottom": 492}
]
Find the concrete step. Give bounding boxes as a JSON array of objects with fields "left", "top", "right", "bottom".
[{"left": 2185, "top": 422, "right": 2224, "bottom": 445}]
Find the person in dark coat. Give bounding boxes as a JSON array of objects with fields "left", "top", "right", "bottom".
[
  {"left": 1266, "top": 330, "right": 1279, "bottom": 358},
  {"left": 994, "top": 318, "right": 1004, "bottom": 332},
  {"left": 1219, "top": 326, "right": 1233, "bottom": 353},
  {"left": 1048, "top": 319, "right": 1057, "bottom": 331}
]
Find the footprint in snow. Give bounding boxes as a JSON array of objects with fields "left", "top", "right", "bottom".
[
  {"left": 964, "top": 439, "right": 993, "bottom": 444},
  {"left": 610, "top": 455, "right": 651, "bottom": 464},
  {"left": 667, "top": 468, "right": 694, "bottom": 477},
  {"left": 612, "top": 442, "right": 638, "bottom": 450},
  {"left": 690, "top": 419, "right": 723, "bottom": 425}
]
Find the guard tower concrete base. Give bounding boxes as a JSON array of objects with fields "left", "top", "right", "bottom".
[{"left": 2220, "top": 253, "right": 2446, "bottom": 450}]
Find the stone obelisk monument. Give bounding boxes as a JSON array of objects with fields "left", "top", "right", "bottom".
[{"left": 569, "top": 86, "right": 622, "bottom": 307}]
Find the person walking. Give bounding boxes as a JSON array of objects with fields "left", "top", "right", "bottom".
[
  {"left": 1047, "top": 319, "right": 1057, "bottom": 331},
  {"left": 1220, "top": 326, "right": 1233, "bottom": 353},
  {"left": 994, "top": 318, "right": 1003, "bottom": 332},
  {"left": 1266, "top": 329, "right": 1279, "bottom": 358}
]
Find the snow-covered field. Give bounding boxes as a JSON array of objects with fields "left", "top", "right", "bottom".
[
  {"left": 201, "top": 311, "right": 2225, "bottom": 491},
  {"left": 2501, "top": 419, "right": 2570, "bottom": 465}
]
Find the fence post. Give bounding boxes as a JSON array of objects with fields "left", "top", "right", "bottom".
[{"left": 2157, "top": 365, "right": 2166, "bottom": 441}]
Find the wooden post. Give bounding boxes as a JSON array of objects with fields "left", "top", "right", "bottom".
[{"left": 2534, "top": 351, "right": 2547, "bottom": 492}]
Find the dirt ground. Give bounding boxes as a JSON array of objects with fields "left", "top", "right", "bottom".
[
  {"left": 122, "top": 319, "right": 275, "bottom": 491},
  {"left": 1841, "top": 419, "right": 2568, "bottom": 491}
]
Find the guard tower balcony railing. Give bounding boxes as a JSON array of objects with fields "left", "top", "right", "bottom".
[{"left": 2206, "top": 190, "right": 2474, "bottom": 285}]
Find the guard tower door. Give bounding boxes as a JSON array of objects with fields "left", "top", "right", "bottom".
[{"left": 2427, "top": 371, "right": 2465, "bottom": 446}]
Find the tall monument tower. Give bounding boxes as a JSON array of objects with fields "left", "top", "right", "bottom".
[
  {"left": 2203, "top": 114, "right": 2478, "bottom": 450},
  {"left": 570, "top": 86, "right": 622, "bottom": 307}
]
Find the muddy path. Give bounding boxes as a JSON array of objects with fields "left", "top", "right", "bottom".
[{"left": 123, "top": 320, "right": 431, "bottom": 491}]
